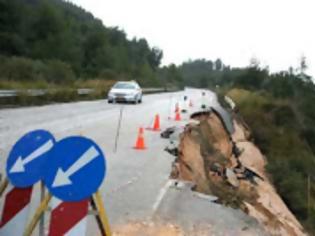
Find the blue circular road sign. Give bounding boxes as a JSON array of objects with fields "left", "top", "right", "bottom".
[
  {"left": 43, "top": 136, "right": 106, "bottom": 201},
  {"left": 6, "top": 130, "right": 56, "bottom": 187}
]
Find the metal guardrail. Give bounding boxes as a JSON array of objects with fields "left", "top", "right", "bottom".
[
  {"left": 142, "top": 88, "right": 166, "bottom": 93},
  {"left": 0, "top": 88, "right": 168, "bottom": 98},
  {"left": 0, "top": 90, "right": 19, "bottom": 97},
  {"left": 0, "top": 89, "right": 48, "bottom": 97}
]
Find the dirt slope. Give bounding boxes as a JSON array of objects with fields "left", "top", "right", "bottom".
[{"left": 171, "top": 111, "right": 306, "bottom": 236}]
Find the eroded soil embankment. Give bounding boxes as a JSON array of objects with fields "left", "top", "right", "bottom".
[{"left": 170, "top": 110, "right": 306, "bottom": 236}]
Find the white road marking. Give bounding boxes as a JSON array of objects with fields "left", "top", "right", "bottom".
[{"left": 152, "top": 179, "right": 174, "bottom": 214}]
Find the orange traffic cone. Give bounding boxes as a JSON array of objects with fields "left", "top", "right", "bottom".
[
  {"left": 175, "top": 111, "right": 181, "bottom": 121},
  {"left": 189, "top": 100, "right": 193, "bottom": 107},
  {"left": 146, "top": 114, "right": 161, "bottom": 131},
  {"left": 134, "top": 127, "right": 146, "bottom": 150},
  {"left": 175, "top": 103, "right": 180, "bottom": 113},
  {"left": 152, "top": 114, "right": 161, "bottom": 131}
]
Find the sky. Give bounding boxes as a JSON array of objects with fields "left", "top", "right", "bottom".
[{"left": 70, "top": 0, "right": 315, "bottom": 76}]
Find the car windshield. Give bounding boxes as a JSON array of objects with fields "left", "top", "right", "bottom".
[{"left": 113, "top": 83, "right": 135, "bottom": 89}]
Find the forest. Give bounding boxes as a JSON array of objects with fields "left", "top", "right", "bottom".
[{"left": 0, "top": 0, "right": 162, "bottom": 87}]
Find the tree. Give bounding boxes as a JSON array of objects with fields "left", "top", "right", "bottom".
[
  {"left": 300, "top": 55, "right": 308, "bottom": 74},
  {"left": 215, "top": 58, "right": 223, "bottom": 71},
  {"left": 249, "top": 56, "right": 260, "bottom": 68},
  {"left": 147, "top": 47, "right": 163, "bottom": 70},
  {"left": 288, "top": 66, "right": 294, "bottom": 75},
  {"left": 166, "top": 64, "right": 183, "bottom": 85}
]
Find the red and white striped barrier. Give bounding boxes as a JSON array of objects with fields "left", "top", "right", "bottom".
[
  {"left": 0, "top": 186, "right": 33, "bottom": 235},
  {"left": 48, "top": 197, "right": 89, "bottom": 236}
]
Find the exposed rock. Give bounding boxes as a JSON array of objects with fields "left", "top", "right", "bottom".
[
  {"left": 178, "top": 129, "right": 211, "bottom": 193},
  {"left": 195, "top": 112, "right": 232, "bottom": 160},
  {"left": 232, "top": 120, "right": 251, "bottom": 141},
  {"left": 225, "top": 168, "right": 239, "bottom": 188},
  {"left": 237, "top": 141, "right": 267, "bottom": 179}
]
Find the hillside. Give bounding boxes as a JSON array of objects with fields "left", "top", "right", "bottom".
[{"left": 0, "top": 0, "right": 162, "bottom": 86}]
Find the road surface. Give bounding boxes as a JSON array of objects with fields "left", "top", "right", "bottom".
[{"left": 0, "top": 88, "right": 267, "bottom": 235}]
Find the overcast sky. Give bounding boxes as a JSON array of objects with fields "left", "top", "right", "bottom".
[{"left": 70, "top": 0, "right": 314, "bottom": 76}]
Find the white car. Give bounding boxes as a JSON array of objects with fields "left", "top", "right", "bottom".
[{"left": 107, "top": 81, "right": 142, "bottom": 104}]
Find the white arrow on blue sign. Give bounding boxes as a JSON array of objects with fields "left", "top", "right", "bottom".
[
  {"left": 6, "top": 130, "right": 56, "bottom": 187},
  {"left": 43, "top": 136, "right": 106, "bottom": 201}
]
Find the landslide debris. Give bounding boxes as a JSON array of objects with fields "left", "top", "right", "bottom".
[{"left": 166, "top": 109, "right": 306, "bottom": 236}]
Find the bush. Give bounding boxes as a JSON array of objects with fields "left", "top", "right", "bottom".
[
  {"left": 0, "top": 56, "right": 75, "bottom": 85},
  {"left": 44, "top": 60, "right": 75, "bottom": 84},
  {"left": 272, "top": 105, "right": 298, "bottom": 129},
  {"left": 302, "top": 128, "right": 315, "bottom": 154},
  {"left": 234, "top": 67, "right": 267, "bottom": 90},
  {"left": 0, "top": 57, "right": 39, "bottom": 81}
]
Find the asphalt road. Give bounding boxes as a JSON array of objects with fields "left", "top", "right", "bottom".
[{"left": 0, "top": 88, "right": 267, "bottom": 235}]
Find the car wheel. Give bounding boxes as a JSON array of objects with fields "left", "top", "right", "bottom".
[
  {"left": 132, "top": 97, "right": 138, "bottom": 104},
  {"left": 108, "top": 100, "right": 113, "bottom": 103}
]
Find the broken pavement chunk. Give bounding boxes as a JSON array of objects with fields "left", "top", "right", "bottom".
[
  {"left": 225, "top": 168, "right": 240, "bottom": 188},
  {"left": 192, "top": 192, "right": 218, "bottom": 202},
  {"left": 161, "top": 126, "right": 176, "bottom": 139},
  {"left": 161, "top": 126, "right": 184, "bottom": 140},
  {"left": 165, "top": 140, "right": 179, "bottom": 157}
]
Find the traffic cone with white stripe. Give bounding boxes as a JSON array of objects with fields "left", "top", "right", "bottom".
[{"left": 134, "top": 127, "right": 146, "bottom": 150}]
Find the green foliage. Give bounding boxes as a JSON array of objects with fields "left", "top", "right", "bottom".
[
  {"left": 0, "top": 0, "right": 163, "bottom": 86},
  {"left": 158, "top": 64, "right": 183, "bottom": 88},
  {"left": 176, "top": 59, "right": 215, "bottom": 87},
  {"left": 0, "top": 57, "right": 40, "bottom": 81},
  {"left": 234, "top": 67, "right": 268, "bottom": 90},
  {"left": 0, "top": 57, "right": 74, "bottom": 84},
  {"left": 264, "top": 72, "right": 295, "bottom": 98},
  {"left": 214, "top": 58, "right": 223, "bottom": 71},
  {"left": 44, "top": 60, "right": 75, "bottom": 84},
  {"left": 302, "top": 128, "right": 315, "bottom": 154}
]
